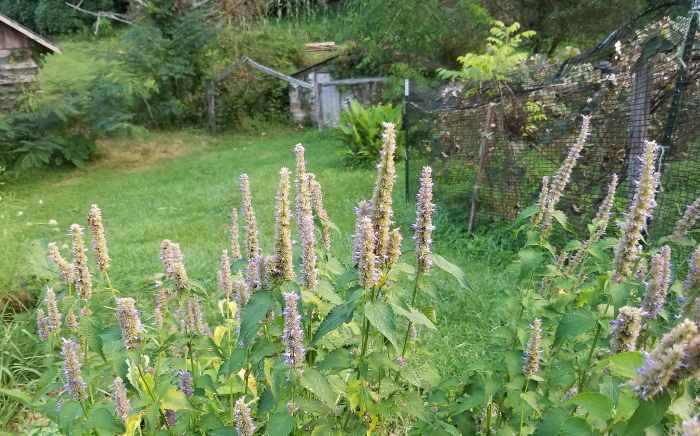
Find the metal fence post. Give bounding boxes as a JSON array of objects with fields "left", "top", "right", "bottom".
[{"left": 403, "top": 79, "right": 411, "bottom": 203}]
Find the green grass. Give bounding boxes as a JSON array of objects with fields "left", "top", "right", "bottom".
[{"left": 0, "top": 127, "right": 515, "bottom": 429}]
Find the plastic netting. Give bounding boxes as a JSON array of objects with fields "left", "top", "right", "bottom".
[{"left": 404, "top": 11, "right": 700, "bottom": 237}]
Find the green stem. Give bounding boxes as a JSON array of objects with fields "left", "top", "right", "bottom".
[
  {"left": 578, "top": 321, "right": 602, "bottom": 392},
  {"left": 518, "top": 379, "right": 530, "bottom": 436}
]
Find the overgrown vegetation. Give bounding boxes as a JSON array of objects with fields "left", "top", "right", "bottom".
[{"left": 336, "top": 101, "right": 403, "bottom": 167}]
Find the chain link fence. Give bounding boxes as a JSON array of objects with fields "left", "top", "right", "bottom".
[{"left": 404, "top": 8, "right": 700, "bottom": 237}]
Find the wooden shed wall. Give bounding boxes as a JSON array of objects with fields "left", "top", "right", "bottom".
[{"left": 0, "top": 25, "right": 31, "bottom": 51}]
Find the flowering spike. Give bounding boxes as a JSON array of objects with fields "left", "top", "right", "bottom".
[
  {"left": 298, "top": 173, "right": 318, "bottom": 290},
  {"left": 610, "top": 306, "right": 642, "bottom": 353},
  {"left": 414, "top": 166, "right": 435, "bottom": 274},
  {"left": 282, "top": 291, "right": 305, "bottom": 367},
  {"left": 37, "top": 309, "right": 49, "bottom": 341},
  {"left": 387, "top": 228, "right": 403, "bottom": 270},
  {"left": 115, "top": 297, "right": 143, "bottom": 350},
  {"left": 61, "top": 338, "right": 88, "bottom": 401},
  {"left": 641, "top": 246, "right": 672, "bottom": 318},
  {"left": 672, "top": 196, "right": 700, "bottom": 241},
  {"left": 631, "top": 319, "right": 698, "bottom": 399},
  {"left": 161, "top": 241, "right": 189, "bottom": 290},
  {"left": 165, "top": 409, "right": 177, "bottom": 427},
  {"left": 682, "top": 417, "right": 700, "bottom": 436},
  {"left": 87, "top": 204, "right": 111, "bottom": 273},
  {"left": 177, "top": 370, "right": 194, "bottom": 397},
  {"left": 185, "top": 298, "right": 210, "bottom": 336},
  {"left": 45, "top": 287, "right": 62, "bottom": 333},
  {"left": 47, "top": 242, "right": 73, "bottom": 286},
  {"left": 70, "top": 224, "right": 92, "bottom": 300},
  {"left": 234, "top": 397, "right": 256, "bottom": 436},
  {"left": 239, "top": 174, "right": 260, "bottom": 260},
  {"left": 357, "top": 217, "right": 378, "bottom": 289},
  {"left": 273, "top": 168, "right": 295, "bottom": 281},
  {"left": 352, "top": 200, "right": 373, "bottom": 265},
  {"left": 613, "top": 140, "right": 660, "bottom": 282},
  {"left": 685, "top": 246, "right": 700, "bottom": 292},
  {"left": 541, "top": 115, "right": 591, "bottom": 234},
  {"left": 566, "top": 174, "right": 618, "bottom": 273},
  {"left": 230, "top": 208, "right": 242, "bottom": 261},
  {"left": 309, "top": 173, "right": 332, "bottom": 251},
  {"left": 219, "top": 249, "right": 234, "bottom": 300},
  {"left": 532, "top": 176, "right": 549, "bottom": 226},
  {"left": 522, "top": 319, "right": 542, "bottom": 377},
  {"left": 154, "top": 283, "right": 168, "bottom": 329},
  {"left": 112, "top": 377, "right": 130, "bottom": 423},
  {"left": 294, "top": 143, "right": 309, "bottom": 231},
  {"left": 233, "top": 278, "right": 249, "bottom": 309},
  {"left": 66, "top": 309, "right": 79, "bottom": 331},
  {"left": 371, "top": 123, "right": 398, "bottom": 261}
]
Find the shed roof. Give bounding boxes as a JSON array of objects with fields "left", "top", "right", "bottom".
[{"left": 0, "top": 14, "right": 61, "bottom": 54}]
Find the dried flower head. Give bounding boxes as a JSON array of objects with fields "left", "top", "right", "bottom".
[
  {"left": 414, "top": 166, "right": 435, "bottom": 274},
  {"left": 239, "top": 174, "right": 260, "bottom": 260},
  {"left": 282, "top": 291, "right": 305, "bottom": 367},
  {"left": 523, "top": 319, "right": 542, "bottom": 377},
  {"left": 309, "top": 174, "right": 332, "bottom": 251},
  {"left": 610, "top": 306, "right": 642, "bottom": 353},
  {"left": 36, "top": 309, "right": 49, "bottom": 341},
  {"left": 230, "top": 208, "right": 242, "bottom": 261},
  {"left": 70, "top": 224, "right": 92, "bottom": 300},
  {"left": 541, "top": 115, "right": 591, "bottom": 234},
  {"left": 61, "top": 338, "right": 87, "bottom": 401},
  {"left": 112, "top": 377, "right": 130, "bottom": 423},
  {"left": 47, "top": 242, "right": 73, "bottom": 286},
  {"left": 234, "top": 397, "right": 256, "bottom": 436},
  {"left": 116, "top": 297, "right": 143, "bottom": 350},
  {"left": 357, "top": 216, "right": 378, "bottom": 289},
  {"left": 45, "top": 287, "right": 62, "bottom": 333},
  {"left": 613, "top": 140, "right": 660, "bottom": 282},
  {"left": 273, "top": 168, "right": 295, "bottom": 281},
  {"left": 672, "top": 196, "right": 700, "bottom": 241},
  {"left": 371, "top": 123, "right": 398, "bottom": 261},
  {"left": 87, "top": 204, "right": 111, "bottom": 273},
  {"left": 177, "top": 370, "right": 194, "bottom": 397},
  {"left": 641, "top": 246, "right": 672, "bottom": 318},
  {"left": 218, "top": 249, "right": 233, "bottom": 300},
  {"left": 66, "top": 310, "right": 79, "bottom": 331},
  {"left": 352, "top": 200, "right": 373, "bottom": 265}
]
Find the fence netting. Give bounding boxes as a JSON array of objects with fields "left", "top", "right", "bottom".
[{"left": 405, "top": 10, "right": 700, "bottom": 237}]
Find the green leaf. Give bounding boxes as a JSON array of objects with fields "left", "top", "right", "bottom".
[
  {"left": 266, "top": 412, "right": 294, "bottom": 436},
  {"left": 219, "top": 348, "right": 246, "bottom": 378},
  {"left": 0, "top": 388, "right": 34, "bottom": 407},
  {"left": 567, "top": 392, "right": 613, "bottom": 422},
  {"left": 312, "top": 299, "right": 358, "bottom": 344},
  {"left": 608, "top": 352, "right": 644, "bottom": 379},
  {"left": 317, "top": 348, "right": 352, "bottom": 373},
  {"left": 160, "top": 387, "right": 191, "bottom": 411},
  {"left": 300, "top": 368, "right": 337, "bottom": 409},
  {"left": 316, "top": 280, "right": 343, "bottom": 305},
  {"left": 559, "top": 417, "right": 593, "bottom": 435},
  {"left": 554, "top": 311, "right": 595, "bottom": 346},
  {"left": 347, "top": 379, "right": 376, "bottom": 414},
  {"left": 239, "top": 292, "right": 274, "bottom": 345},
  {"left": 364, "top": 302, "right": 400, "bottom": 351},
  {"left": 624, "top": 392, "right": 671, "bottom": 435},
  {"left": 535, "top": 408, "right": 568, "bottom": 436},
  {"left": 433, "top": 254, "right": 470, "bottom": 289},
  {"left": 391, "top": 302, "right": 436, "bottom": 330},
  {"left": 87, "top": 406, "right": 124, "bottom": 433}
]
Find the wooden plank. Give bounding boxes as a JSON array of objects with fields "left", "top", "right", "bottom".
[
  {"left": 322, "top": 77, "right": 387, "bottom": 86},
  {"left": 242, "top": 56, "right": 313, "bottom": 89},
  {"left": 304, "top": 42, "right": 337, "bottom": 52}
]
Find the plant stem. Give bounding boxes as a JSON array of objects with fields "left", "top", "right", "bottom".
[
  {"left": 399, "top": 271, "right": 422, "bottom": 357},
  {"left": 518, "top": 379, "right": 530, "bottom": 436},
  {"left": 578, "top": 320, "right": 602, "bottom": 392}
]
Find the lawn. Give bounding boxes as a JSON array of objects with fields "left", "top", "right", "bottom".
[{"left": 0, "top": 127, "right": 511, "bottom": 430}]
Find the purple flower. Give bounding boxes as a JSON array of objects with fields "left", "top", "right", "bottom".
[
  {"left": 177, "top": 370, "right": 194, "bottom": 397},
  {"left": 414, "top": 167, "right": 435, "bottom": 274},
  {"left": 61, "top": 338, "right": 87, "bottom": 401},
  {"left": 282, "top": 291, "right": 305, "bottom": 367},
  {"left": 115, "top": 297, "right": 143, "bottom": 350},
  {"left": 112, "top": 377, "right": 130, "bottom": 422}
]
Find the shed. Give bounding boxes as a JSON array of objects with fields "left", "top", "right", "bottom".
[{"left": 0, "top": 14, "right": 61, "bottom": 111}]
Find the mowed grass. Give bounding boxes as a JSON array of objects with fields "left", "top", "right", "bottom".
[{"left": 0, "top": 127, "right": 513, "bottom": 408}]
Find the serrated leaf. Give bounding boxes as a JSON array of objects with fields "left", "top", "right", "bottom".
[
  {"left": 312, "top": 299, "right": 358, "bottom": 344},
  {"left": 554, "top": 311, "right": 595, "bottom": 346},
  {"left": 391, "top": 302, "right": 436, "bottom": 330},
  {"left": 300, "top": 368, "right": 337, "bottom": 409},
  {"left": 87, "top": 406, "right": 124, "bottom": 433},
  {"left": 239, "top": 292, "right": 274, "bottom": 345},
  {"left": 364, "top": 302, "right": 400, "bottom": 351},
  {"left": 316, "top": 281, "right": 343, "bottom": 305},
  {"left": 567, "top": 392, "right": 613, "bottom": 422},
  {"left": 535, "top": 408, "right": 567, "bottom": 436},
  {"left": 219, "top": 348, "right": 246, "bottom": 378},
  {"left": 160, "top": 387, "right": 191, "bottom": 411},
  {"left": 559, "top": 416, "right": 593, "bottom": 435},
  {"left": 433, "top": 254, "right": 470, "bottom": 289}
]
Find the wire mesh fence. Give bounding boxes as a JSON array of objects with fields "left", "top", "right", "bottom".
[{"left": 404, "top": 10, "right": 700, "bottom": 237}]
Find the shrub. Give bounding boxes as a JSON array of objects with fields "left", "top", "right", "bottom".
[
  {"left": 26, "top": 124, "right": 469, "bottom": 434},
  {"left": 336, "top": 101, "right": 403, "bottom": 166}
]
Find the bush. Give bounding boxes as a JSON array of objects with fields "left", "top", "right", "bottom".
[
  {"left": 0, "top": 0, "right": 121, "bottom": 35},
  {"left": 336, "top": 101, "right": 403, "bottom": 166},
  {"left": 27, "top": 125, "right": 471, "bottom": 434}
]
